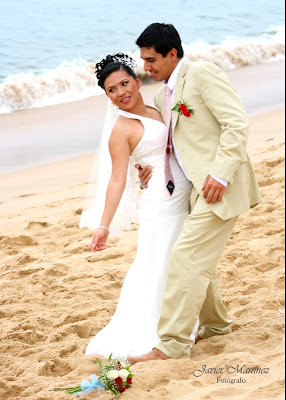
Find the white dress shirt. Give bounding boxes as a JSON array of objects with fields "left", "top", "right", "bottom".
[{"left": 164, "top": 58, "right": 228, "bottom": 188}]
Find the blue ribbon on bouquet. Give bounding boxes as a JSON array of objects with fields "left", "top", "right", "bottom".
[{"left": 74, "top": 374, "right": 105, "bottom": 398}]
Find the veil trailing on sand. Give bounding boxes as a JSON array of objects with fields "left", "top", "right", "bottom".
[{"left": 79, "top": 99, "right": 138, "bottom": 236}]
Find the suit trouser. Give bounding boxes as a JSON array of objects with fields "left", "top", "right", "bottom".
[{"left": 156, "top": 186, "right": 238, "bottom": 359}]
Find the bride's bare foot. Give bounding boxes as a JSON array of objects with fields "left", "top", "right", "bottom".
[{"left": 128, "top": 348, "right": 171, "bottom": 364}]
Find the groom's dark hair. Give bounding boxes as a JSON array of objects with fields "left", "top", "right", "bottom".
[{"left": 136, "top": 23, "right": 184, "bottom": 58}]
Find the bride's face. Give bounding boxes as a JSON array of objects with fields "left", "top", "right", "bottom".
[{"left": 104, "top": 69, "right": 141, "bottom": 110}]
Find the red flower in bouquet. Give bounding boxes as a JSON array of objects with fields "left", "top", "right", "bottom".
[{"left": 115, "top": 377, "right": 123, "bottom": 387}]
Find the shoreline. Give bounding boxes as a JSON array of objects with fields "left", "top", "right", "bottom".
[{"left": 0, "top": 60, "right": 284, "bottom": 176}]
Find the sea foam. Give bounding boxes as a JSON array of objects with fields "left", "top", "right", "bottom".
[{"left": 0, "top": 26, "right": 284, "bottom": 114}]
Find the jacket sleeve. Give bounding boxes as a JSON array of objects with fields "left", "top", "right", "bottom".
[
  {"left": 154, "top": 94, "right": 159, "bottom": 109},
  {"left": 198, "top": 62, "right": 249, "bottom": 184}
]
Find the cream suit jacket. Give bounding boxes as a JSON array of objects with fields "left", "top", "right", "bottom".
[{"left": 154, "top": 61, "right": 261, "bottom": 220}]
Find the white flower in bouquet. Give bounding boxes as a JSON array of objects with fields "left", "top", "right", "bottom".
[
  {"left": 107, "top": 370, "right": 119, "bottom": 380},
  {"left": 118, "top": 369, "right": 129, "bottom": 381}
]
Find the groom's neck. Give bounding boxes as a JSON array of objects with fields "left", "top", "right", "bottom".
[{"left": 165, "top": 58, "right": 182, "bottom": 83}]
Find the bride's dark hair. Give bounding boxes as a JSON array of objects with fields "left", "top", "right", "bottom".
[{"left": 95, "top": 53, "right": 137, "bottom": 90}]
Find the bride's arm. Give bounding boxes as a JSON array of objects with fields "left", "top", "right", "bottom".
[{"left": 91, "top": 126, "right": 130, "bottom": 252}]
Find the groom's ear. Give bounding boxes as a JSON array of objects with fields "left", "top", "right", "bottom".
[{"left": 168, "top": 48, "right": 178, "bottom": 61}]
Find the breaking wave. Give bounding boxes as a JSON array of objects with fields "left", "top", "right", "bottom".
[{"left": 0, "top": 25, "right": 284, "bottom": 114}]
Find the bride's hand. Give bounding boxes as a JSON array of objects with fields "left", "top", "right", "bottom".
[{"left": 90, "top": 229, "right": 109, "bottom": 252}]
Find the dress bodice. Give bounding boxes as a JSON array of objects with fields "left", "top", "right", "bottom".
[
  {"left": 118, "top": 109, "right": 167, "bottom": 169},
  {"left": 118, "top": 108, "right": 191, "bottom": 212}
]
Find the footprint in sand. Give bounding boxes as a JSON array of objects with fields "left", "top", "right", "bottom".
[
  {"left": 45, "top": 263, "right": 69, "bottom": 277},
  {"left": 108, "top": 237, "right": 120, "bottom": 245},
  {"left": 54, "top": 313, "right": 90, "bottom": 327},
  {"left": 234, "top": 307, "right": 248, "bottom": 318},
  {"left": 241, "top": 282, "right": 262, "bottom": 295},
  {"left": 0, "top": 235, "right": 37, "bottom": 247},
  {"left": 71, "top": 323, "right": 95, "bottom": 339},
  {"left": 0, "top": 238, "right": 19, "bottom": 255},
  {"left": 153, "top": 387, "right": 169, "bottom": 397},
  {"left": 17, "top": 193, "right": 37, "bottom": 198},
  {"left": 59, "top": 343, "right": 79, "bottom": 357},
  {"left": 7, "top": 329, "right": 47, "bottom": 345},
  {"left": 37, "top": 359, "right": 73, "bottom": 377},
  {"left": 26, "top": 221, "right": 50, "bottom": 229},
  {"left": 267, "top": 245, "right": 285, "bottom": 262},
  {"left": 274, "top": 275, "right": 285, "bottom": 290},
  {"left": 198, "top": 341, "right": 226, "bottom": 356},
  {"left": 255, "top": 261, "right": 280, "bottom": 273},
  {"left": 259, "top": 176, "right": 283, "bottom": 187},
  {"left": 64, "top": 244, "right": 89, "bottom": 255},
  {"left": 191, "top": 379, "right": 204, "bottom": 388},
  {"left": 263, "top": 156, "right": 284, "bottom": 168},
  {"left": 264, "top": 205, "right": 275, "bottom": 212},
  {"left": 87, "top": 251, "right": 124, "bottom": 263},
  {"left": 17, "top": 254, "right": 37, "bottom": 265},
  {"left": 18, "top": 265, "right": 43, "bottom": 277},
  {"left": 239, "top": 297, "right": 250, "bottom": 306},
  {"left": 262, "top": 300, "right": 281, "bottom": 311},
  {"left": 265, "top": 227, "right": 284, "bottom": 236},
  {"left": 64, "top": 222, "right": 79, "bottom": 228},
  {"left": 6, "top": 250, "right": 19, "bottom": 255}
]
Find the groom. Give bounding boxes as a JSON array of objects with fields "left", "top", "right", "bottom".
[{"left": 129, "top": 23, "right": 261, "bottom": 362}]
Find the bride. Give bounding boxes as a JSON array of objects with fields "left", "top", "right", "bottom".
[{"left": 80, "top": 53, "right": 196, "bottom": 358}]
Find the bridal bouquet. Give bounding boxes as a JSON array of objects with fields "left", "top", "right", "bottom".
[{"left": 53, "top": 355, "right": 133, "bottom": 398}]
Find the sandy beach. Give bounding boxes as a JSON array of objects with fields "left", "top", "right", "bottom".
[{"left": 0, "top": 62, "right": 285, "bottom": 400}]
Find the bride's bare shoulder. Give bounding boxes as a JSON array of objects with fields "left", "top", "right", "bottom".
[
  {"left": 145, "top": 105, "right": 164, "bottom": 124},
  {"left": 111, "top": 115, "right": 143, "bottom": 138}
]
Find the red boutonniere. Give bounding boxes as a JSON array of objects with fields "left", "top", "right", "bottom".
[{"left": 172, "top": 100, "right": 194, "bottom": 117}]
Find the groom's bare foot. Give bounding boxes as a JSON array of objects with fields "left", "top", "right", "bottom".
[
  {"left": 195, "top": 334, "right": 204, "bottom": 344},
  {"left": 128, "top": 348, "right": 171, "bottom": 364}
]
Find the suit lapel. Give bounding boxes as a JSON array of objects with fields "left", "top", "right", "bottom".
[{"left": 172, "top": 62, "right": 188, "bottom": 131}]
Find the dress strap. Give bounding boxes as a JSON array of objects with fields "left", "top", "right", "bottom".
[
  {"left": 145, "top": 103, "right": 160, "bottom": 112},
  {"left": 118, "top": 109, "right": 144, "bottom": 121},
  {"left": 118, "top": 104, "right": 159, "bottom": 121}
]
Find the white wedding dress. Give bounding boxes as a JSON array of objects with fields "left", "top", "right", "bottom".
[{"left": 85, "top": 109, "right": 196, "bottom": 358}]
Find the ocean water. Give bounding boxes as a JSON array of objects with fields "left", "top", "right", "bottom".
[{"left": 0, "top": 0, "right": 285, "bottom": 113}]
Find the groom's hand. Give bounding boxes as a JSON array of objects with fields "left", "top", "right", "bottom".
[
  {"left": 202, "top": 175, "right": 226, "bottom": 204},
  {"left": 135, "top": 164, "right": 153, "bottom": 188}
]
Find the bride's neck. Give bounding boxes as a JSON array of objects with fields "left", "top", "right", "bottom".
[{"left": 125, "top": 94, "right": 149, "bottom": 117}]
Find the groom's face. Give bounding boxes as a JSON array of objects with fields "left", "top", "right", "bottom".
[{"left": 140, "top": 47, "right": 175, "bottom": 82}]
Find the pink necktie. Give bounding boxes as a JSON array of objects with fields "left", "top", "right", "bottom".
[{"left": 165, "top": 86, "right": 175, "bottom": 195}]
